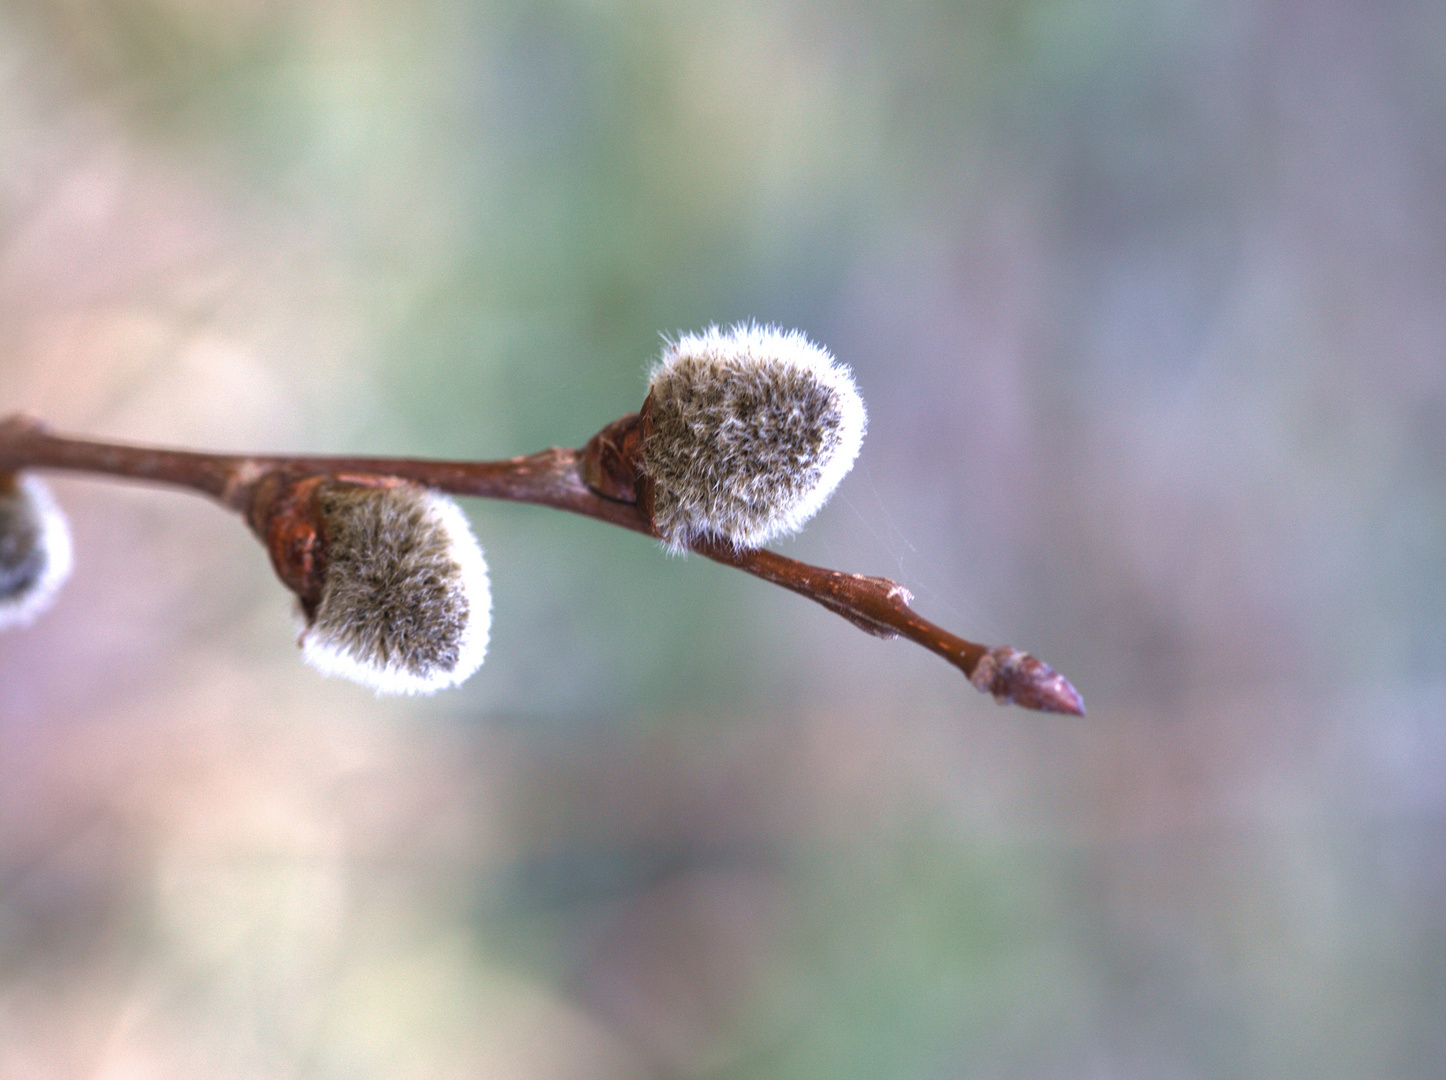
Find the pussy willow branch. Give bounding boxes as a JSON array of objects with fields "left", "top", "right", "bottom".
[{"left": 0, "top": 414, "right": 1083, "bottom": 714}]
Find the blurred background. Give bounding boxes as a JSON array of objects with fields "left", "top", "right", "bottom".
[{"left": 1, "top": 0, "right": 1443, "bottom": 1075}]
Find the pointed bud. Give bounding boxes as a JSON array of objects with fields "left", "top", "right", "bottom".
[
  {"left": 641, "top": 323, "right": 866, "bottom": 552},
  {"left": 970, "top": 646, "right": 1086, "bottom": 716},
  {"left": 251, "top": 475, "right": 490, "bottom": 695},
  {"left": 0, "top": 473, "right": 73, "bottom": 630}
]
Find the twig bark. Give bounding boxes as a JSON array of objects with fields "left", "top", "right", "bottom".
[{"left": 0, "top": 413, "right": 1084, "bottom": 714}]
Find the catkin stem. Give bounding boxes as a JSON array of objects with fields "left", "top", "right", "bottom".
[{"left": 0, "top": 414, "right": 1083, "bottom": 714}]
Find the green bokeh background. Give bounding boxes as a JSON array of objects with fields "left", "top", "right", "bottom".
[{"left": 2, "top": 1, "right": 1443, "bottom": 1076}]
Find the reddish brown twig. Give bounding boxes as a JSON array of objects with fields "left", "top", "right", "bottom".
[{"left": 0, "top": 413, "right": 1084, "bottom": 714}]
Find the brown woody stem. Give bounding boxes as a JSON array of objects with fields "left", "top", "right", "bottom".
[{"left": 0, "top": 413, "right": 1083, "bottom": 714}]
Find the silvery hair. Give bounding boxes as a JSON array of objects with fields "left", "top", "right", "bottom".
[
  {"left": 0, "top": 475, "right": 73, "bottom": 630},
  {"left": 299, "top": 483, "right": 490, "bottom": 695},
  {"left": 643, "top": 323, "right": 866, "bottom": 551}
]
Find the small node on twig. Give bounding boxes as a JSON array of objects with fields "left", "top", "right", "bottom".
[
  {"left": 247, "top": 474, "right": 490, "bottom": 695},
  {"left": 0, "top": 473, "right": 73, "bottom": 631},
  {"left": 638, "top": 323, "right": 867, "bottom": 552}
]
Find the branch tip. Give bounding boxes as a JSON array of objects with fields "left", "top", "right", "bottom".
[{"left": 969, "top": 646, "right": 1085, "bottom": 716}]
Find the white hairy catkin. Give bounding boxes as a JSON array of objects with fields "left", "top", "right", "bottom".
[
  {"left": 298, "top": 483, "right": 490, "bottom": 695},
  {"left": 0, "top": 474, "right": 73, "bottom": 630},
  {"left": 643, "top": 323, "right": 866, "bottom": 551}
]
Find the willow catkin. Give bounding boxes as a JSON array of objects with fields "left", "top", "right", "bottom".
[
  {"left": 642, "top": 324, "right": 866, "bottom": 552},
  {"left": 0, "top": 474, "right": 72, "bottom": 630},
  {"left": 298, "top": 482, "right": 490, "bottom": 695}
]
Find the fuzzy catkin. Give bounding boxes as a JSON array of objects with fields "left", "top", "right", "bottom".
[
  {"left": 643, "top": 324, "right": 866, "bottom": 551},
  {"left": 0, "top": 475, "right": 72, "bottom": 630},
  {"left": 299, "top": 483, "right": 490, "bottom": 695}
]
